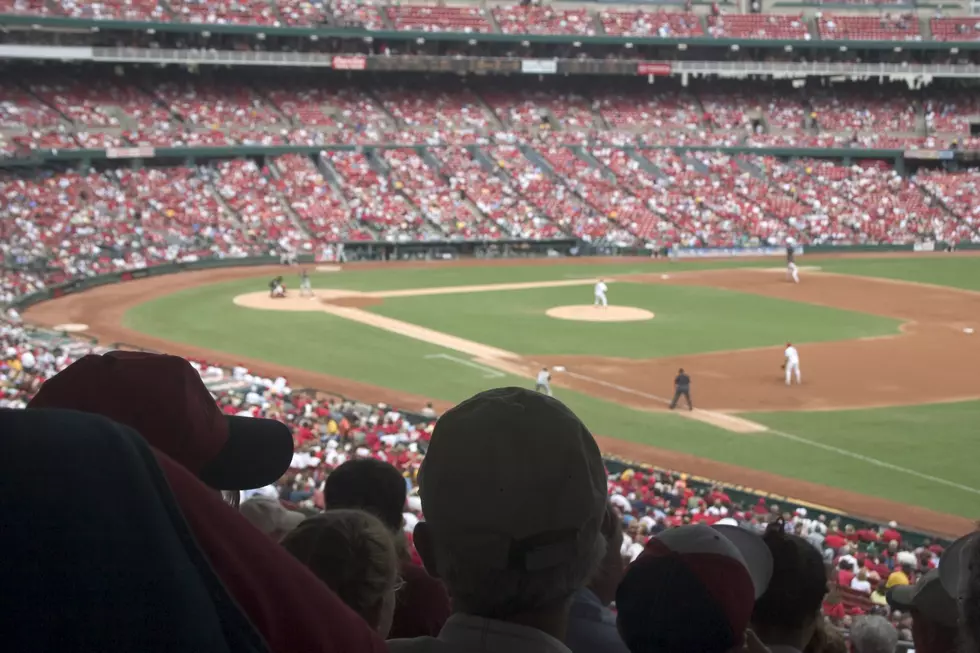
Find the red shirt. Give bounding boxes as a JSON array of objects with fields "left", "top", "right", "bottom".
[
  {"left": 838, "top": 570, "right": 855, "bottom": 587},
  {"left": 388, "top": 562, "right": 451, "bottom": 639},
  {"left": 882, "top": 528, "right": 902, "bottom": 544},
  {"left": 825, "top": 533, "right": 847, "bottom": 550},
  {"left": 856, "top": 529, "right": 878, "bottom": 542}
]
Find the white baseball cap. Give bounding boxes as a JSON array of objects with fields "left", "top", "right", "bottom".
[{"left": 418, "top": 387, "right": 607, "bottom": 572}]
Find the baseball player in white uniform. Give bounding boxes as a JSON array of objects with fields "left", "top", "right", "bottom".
[
  {"left": 783, "top": 342, "right": 801, "bottom": 386},
  {"left": 594, "top": 279, "right": 608, "bottom": 307},
  {"left": 535, "top": 367, "right": 553, "bottom": 396},
  {"left": 786, "top": 239, "right": 800, "bottom": 284}
]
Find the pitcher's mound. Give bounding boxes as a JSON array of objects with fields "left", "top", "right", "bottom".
[{"left": 546, "top": 305, "right": 655, "bottom": 322}]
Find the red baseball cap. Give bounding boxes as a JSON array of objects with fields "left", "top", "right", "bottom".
[{"left": 28, "top": 351, "right": 293, "bottom": 490}]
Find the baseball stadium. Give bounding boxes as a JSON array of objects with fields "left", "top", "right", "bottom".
[{"left": 3, "top": 0, "right": 980, "bottom": 649}]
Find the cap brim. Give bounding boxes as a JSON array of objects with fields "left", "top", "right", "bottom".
[
  {"left": 940, "top": 531, "right": 977, "bottom": 599},
  {"left": 713, "top": 524, "right": 774, "bottom": 598},
  {"left": 199, "top": 416, "right": 293, "bottom": 490},
  {"left": 887, "top": 584, "right": 919, "bottom": 611}
]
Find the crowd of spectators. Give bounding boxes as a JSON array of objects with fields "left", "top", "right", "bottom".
[
  {"left": 5, "top": 0, "right": 978, "bottom": 48},
  {"left": 4, "top": 76, "right": 980, "bottom": 156},
  {"left": 1, "top": 320, "right": 976, "bottom": 652}
]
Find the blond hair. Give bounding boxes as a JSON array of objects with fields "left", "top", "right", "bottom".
[{"left": 281, "top": 509, "right": 398, "bottom": 628}]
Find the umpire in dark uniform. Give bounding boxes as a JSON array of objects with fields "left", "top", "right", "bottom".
[{"left": 669, "top": 368, "right": 693, "bottom": 410}]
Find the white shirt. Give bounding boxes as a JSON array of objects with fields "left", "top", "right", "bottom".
[
  {"left": 595, "top": 281, "right": 608, "bottom": 295},
  {"left": 784, "top": 345, "right": 800, "bottom": 365},
  {"left": 20, "top": 351, "right": 36, "bottom": 369},
  {"left": 536, "top": 369, "right": 550, "bottom": 384},
  {"left": 850, "top": 578, "right": 872, "bottom": 593}
]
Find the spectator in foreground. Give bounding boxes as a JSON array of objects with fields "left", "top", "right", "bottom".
[
  {"left": 0, "top": 408, "right": 265, "bottom": 652},
  {"left": 387, "top": 387, "right": 608, "bottom": 652},
  {"left": 324, "top": 458, "right": 450, "bottom": 639},
  {"left": 282, "top": 510, "right": 400, "bottom": 637},
  {"left": 616, "top": 524, "right": 773, "bottom": 653},
  {"left": 240, "top": 495, "right": 306, "bottom": 541},
  {"left": 849, "top": 616, "right": 898, "bottom": 653},
  {"left": 565, "top": 501, "right": 629, "bottom": 653},
  {"left": 887, "top": 570, "right": 958, "bottom": 653},
  {"left": 938, "top": 531, "right": 980, "bottom": 653},
  {"left": 27, "top": 351, "right": 386, "bottom": 653},
  {"left": 751, "top": 520, "right": 828, "bottom": 653},
  {"left": 27, "top": 351, "right": 293, "bottom": 491}
]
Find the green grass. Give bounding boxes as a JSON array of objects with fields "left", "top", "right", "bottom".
[
  {"left": 123, "top": 254, "right": 980, "bottom": 521},
  {"left": 817, "top": 256, "right": 980, "bottom": 291},
  {"left": 746, "top": 402, "right": 980, "bottom": 518},
  {"left": 369, "top": 283, "right": 900, "bottom": 358}
]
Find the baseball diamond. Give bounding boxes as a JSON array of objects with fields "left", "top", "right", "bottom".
[{"left": 23, "top": 253, "right": 980, "bottom": 536}]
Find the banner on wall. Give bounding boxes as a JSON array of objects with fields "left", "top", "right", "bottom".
[
  {"left": 913, "top": 241, "right": 936, "bottom": 252},
  {"left": 106, "top": 147, "right": 155, "bottom": 159},
  {"left": 521, "top": 59, "right": 558, "bottom": 74},
  {"left": 637, "top": 62, "right": 672, "bottom": 76},
  {"left": 332, "top": 55, "right": 367, "bottom": 70}
]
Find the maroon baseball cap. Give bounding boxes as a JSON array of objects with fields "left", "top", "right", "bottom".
[{"left": 28, "top": 351, "right": 293, "bottom": 490}]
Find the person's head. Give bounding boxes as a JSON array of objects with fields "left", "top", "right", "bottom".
[
  {"left": 239, "top": 496, "right": 305, "bottom": 541},
  {"left": 850, "top": 615, "right": 899, "bottom": 653},
  {"left": 413, "top": 387, "right": 607, "bottom": 629},
  {"left": 617, "top": 524, "right": 773, "bottom": 653},
  {"left": 588, "top": 502, "right": 625, "bottom": 607},
  {"left": 541, "top": 366, "right": 548, "bottom": 372},
  {"left": 939, "top": 531, "right": 980, "bottom": 653},
  {"left": 27, "top": 351, "right": 293, "bottom": 490},
  {"left": 888, "top": 569, "right": 958, "bottom": 653},
  {"left": 281, "top": 510, "right": 399, "bottom": 637},
  {"left": 323, "top": 458, "right": 405, "bottom": 532},
  {"left": 840, "top": 559, "right": 855, "bottom": 572},
  {"left": 751, "top": 520, "right": 828, "bottom": 649},
  {"left": 679, "top": 368, "right": 685, "bottom": 374}
]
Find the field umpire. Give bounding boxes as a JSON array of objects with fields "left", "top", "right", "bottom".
[{"left": 669, "top": 368, "right": 693, "bottom": 411}]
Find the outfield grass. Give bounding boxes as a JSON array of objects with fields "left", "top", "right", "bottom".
[
  {"left": 369, "top": 283, "right": 900, "bottom": 358},
  {"left": 816, "top": 256, "right": 980, "bottom": 291},
  {"left": 123, "top": 254, "right": 980, "bottom": 519}
]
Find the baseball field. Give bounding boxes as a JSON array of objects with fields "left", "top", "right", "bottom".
[{"left": 24, "top": 254, "right": 980, "bottom": 536}]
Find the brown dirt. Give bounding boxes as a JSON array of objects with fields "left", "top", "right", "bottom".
[
  {"left": 323, "top": 295, "right": 383, "bottom": 309},
  {"left": 21, "top": 256, "right": 980, "bottom": 536},
  {"left": 546, "top": 305, "right": 655, "bottom": 322}
]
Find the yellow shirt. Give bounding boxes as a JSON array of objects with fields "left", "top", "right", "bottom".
[{"left": 886, "top": 570, "right": 910, "bottom": 589}]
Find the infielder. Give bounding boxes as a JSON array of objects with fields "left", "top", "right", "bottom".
[
  {"left": 786, "top": 239, "right": 800, "bottom": 284},
  {"left": 299, "top": 269, "right": 313, "bottom": 298},
  {"left": 782, "top": 342, "right": 802, "bottom": 386},
  {"left": 594, "top": 278, "right": 608, "bottom": 307},
  {"left": 535, "top": 367, "right": 553, "bottom": 396}
]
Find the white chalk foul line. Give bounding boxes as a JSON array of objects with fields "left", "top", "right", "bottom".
[
  {"left": 424, "top": 354, "right": 506, "bottom": 379},
  {"left": 561, "top": 369, "right": 980, "bottom": 496},
  {"left": 763, "top": 427, "right": 980, "bottom": 496}
]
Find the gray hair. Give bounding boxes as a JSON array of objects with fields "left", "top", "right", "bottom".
[
  {"left": 432, "top": 532, "right": 606, "bottom": 618},
  {"left": 850, "top": 616, "right": 898, "bottom": 653}
]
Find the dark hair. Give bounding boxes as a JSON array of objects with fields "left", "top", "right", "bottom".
[
  {"left": 752, "top": 519, "right": 828, "bottom": 631},
  {"left": 679, "top": 368, "right": 685, "bottom": 373},
  {"left": 324, "top": 459, "right": 406, "bottom": 532}
]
